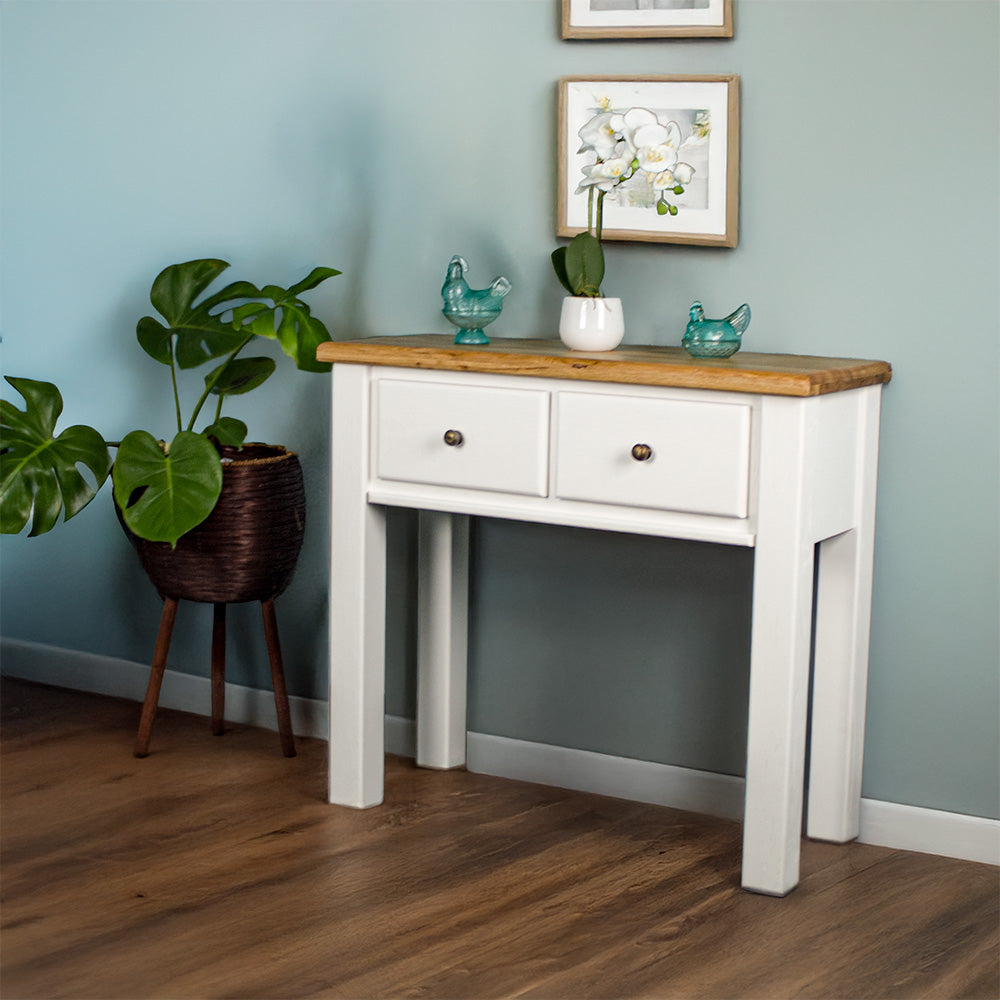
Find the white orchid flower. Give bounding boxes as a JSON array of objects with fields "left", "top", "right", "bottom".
[
  {"left": 577, "top": 112, "right": 621, "bottom": 160},
  {"left": 662, "top": 120, "right": 683, "bottom": 149},
  {"left": 631, "top": 123, "right": 670, "bottom": 150},
  {"left": 673, "top": 162, "right": 695, "bottom": 185},
  {"left": 636, "top": 143, "right": 679, "bottom": 174},
  {"left": 616, "top": 107, "right": 657, "bottom": 151},
  {"left": 575, "top": 157, "right": 632, "bottom": 193},
  {"left": 651, "top": 162, "right": 695, "bottom": 190}
]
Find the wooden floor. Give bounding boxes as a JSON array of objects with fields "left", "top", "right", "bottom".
[{"left": 1, "top": 677, "right": 997, "bottom": 1000}]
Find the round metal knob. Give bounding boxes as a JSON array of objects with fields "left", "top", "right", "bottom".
[
  {"left": 443, "top": 429, "right": 464, "bottom": 447},
  {"left": 631, "top": 443, "right": 653, "bottom": 462}
]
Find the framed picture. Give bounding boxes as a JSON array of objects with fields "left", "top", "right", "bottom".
[
  {"left": 562, "top": 0, "right": 733, "bottom": 39},
  {"left": 557, "top": 75, "right": 740, "bottom": 247}
]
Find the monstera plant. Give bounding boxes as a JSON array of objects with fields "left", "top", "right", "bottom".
[{"left": 1, "top": 258, "right": 339, "bottom": 546}]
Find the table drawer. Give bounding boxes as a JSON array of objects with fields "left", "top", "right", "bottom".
[
  {"left": 376, "top": 379, "right": 549, "bottom": 496},
  {"left": 555, "top": 391, "right": 751, "bottom": 517}
]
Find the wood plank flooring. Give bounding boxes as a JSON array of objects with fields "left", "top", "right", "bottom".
[{"left": 2, "top": 677, "right": 997, "bottom": 999}]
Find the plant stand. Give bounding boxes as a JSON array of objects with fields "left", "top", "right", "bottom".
[{"left": 134, "top": 597, "right": 295, "bottom": 758}]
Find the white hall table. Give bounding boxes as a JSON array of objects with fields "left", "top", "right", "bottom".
[{"left": 316, "top": 335, "right": 892, "bottom": 896}]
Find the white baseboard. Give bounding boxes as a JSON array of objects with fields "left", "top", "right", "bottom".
[
  {"left": 857, "top": 798, "right": 1000, "bottom": 867},
  {"left": 4, "top": 637, "right": 998, "bottom": 868},
  {"left": 465, "top": 729, "right": 747, "bottom": 821},
  {"left": 0, "top": 637, "right": 330, "bottom": 742}
]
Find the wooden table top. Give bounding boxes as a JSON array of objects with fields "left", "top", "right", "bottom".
[{"left": 316, "top": 335, "right": 892, "bottom": 397}]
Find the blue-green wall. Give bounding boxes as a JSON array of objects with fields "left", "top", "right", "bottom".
[{"left": 2, "top": 0, "right": 997, "bottom": 820}]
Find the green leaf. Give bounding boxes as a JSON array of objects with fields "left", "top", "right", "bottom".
[
  {"left": 229, "top": 268, "right": 340, "bottom": 357},
  {"left": 203, "top": 417, "right": 247, "bottom": 448},
  {"left": 274, "top": 303, "right": 332, "bottom": 372},
  {"left": 200, "top": 279, "right": 262, "bottom": 313},
  {"left": 551, "top": 247, "right": 574, "bottom": 295},
  {"left": 149, "top": 259, "right": 230, "bottom": 326},
  {"left": 136, "top": 316, "right": 174, "bottom": 365},
  {"left": 205, "top": 356, "right": 276, "bottom": 396},
  {"left": 230, "top": 302, "right": 269, "bottom": 328},
  {"left": 173, "top": 323, "right": 248, "bottom": 370},
  {"left": 141, "top": 259, "right": 251, "bottom": 370},
  {"left": 287, "top": 266, "right": 341, "bottom": 297},
  {"left": 261, "top": 284, "right": 287, "bottom": 302},
  {"left": 112, "top": 430, "right": 223, "bottom": 547},
  {"left": 564, "top": 231, "right": 604, "bottom": 297},
  {"left": 656, "top": 201, "right": 670, "bottom": 216},
  {"left": 250, "top": 309, "right": 279, "bottom": 338},
  {"left": 0, "top": 377, "right": 111, "bottom": 536}
]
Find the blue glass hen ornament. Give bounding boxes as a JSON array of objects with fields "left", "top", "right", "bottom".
[
  {"left": 441, "top": 255, "right": 511, "bottom": 345},
  {"left": 682, "top": 301, "right": 752, "bottom": 359}
]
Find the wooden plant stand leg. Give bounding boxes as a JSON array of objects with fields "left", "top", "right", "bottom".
[
  {"left": 134, "top": 597, "right": 179, "bottom": 758},
  {"left": 211, "top": 603, "right": 226, "bottom": 736},
  {"left": 261, "top": 598, "right": 296, "bottom": 758}
]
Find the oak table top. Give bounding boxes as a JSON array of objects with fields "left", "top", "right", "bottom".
[{"left": 316, "top": 335, "right": 892, "bottom": 398}]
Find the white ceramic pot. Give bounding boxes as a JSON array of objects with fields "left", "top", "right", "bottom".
[{"left": 558, "top": 296, "right": 625, "bottom": 352}]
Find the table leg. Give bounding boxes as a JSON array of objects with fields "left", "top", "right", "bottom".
[
  {"left": 742, "top": 396, "right": 814, "bottom": 896},
  {"left": 329, "top": 364, "right": 387, "bottom": 808},
  {"left": 807, "top": 385, "right": 881, "bottom": 842},
  {"left": 417, "top": 511, "right": 469, "bottom": 769}
]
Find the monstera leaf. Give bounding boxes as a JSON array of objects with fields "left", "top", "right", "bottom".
[
  {"left": 112, "top": 430, "right": 223, "bottom": 547},
  {"left": 136, "top": 259, "right": 254, "bottom": 370},
  {"left": 205, "top": 356, "right": 276, "bottom": 397},
  {"left": 202, "top": 417, "right": 248, "bottom": 449},
  {"left": 230, "top": 266, "right": 340, "bottom": 373},
  {"left": 0, "top": 377, "right": 111, "bottom": 536}
]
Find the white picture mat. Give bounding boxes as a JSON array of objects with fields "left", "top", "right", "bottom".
[
  {"left": 563, "top": 79, "right": 731, "bottom": 238},
  {"left": 568, "top": 0, "right": 726, "bottom": 28}
]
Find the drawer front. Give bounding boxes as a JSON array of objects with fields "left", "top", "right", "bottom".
[
  {"left": 556, "top": 392, "right": 751, "bottom": 517},
  {"left": 376, "top": 379, "right": 549, "bottom": 496}
]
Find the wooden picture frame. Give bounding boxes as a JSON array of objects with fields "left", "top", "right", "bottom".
[
  {"left": 562, "top": 0, "right": 733, "bottom": 39},
  {"left": 557, "top": 75, "right": 740, "bottom": 248}
]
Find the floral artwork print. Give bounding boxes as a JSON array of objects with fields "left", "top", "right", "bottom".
[
  {"left": 559, "top": 77, "right": 739, "bottom": 247},
  {"left": 575, "top": 98, "right": 710, "bottom": 231}
]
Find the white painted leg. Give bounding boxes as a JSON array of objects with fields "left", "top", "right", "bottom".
[
  {"left": 807, "top": 386, "right": 882, "bottom": 842},
  {"left": 329, "top": 363, "right": 387, "bottom": 808},
  {"left": 417, "top": 511, "right": 469, "bottom": 769},
  {"left": 742, "top": 396, "right": 814, "bottom": 895}
]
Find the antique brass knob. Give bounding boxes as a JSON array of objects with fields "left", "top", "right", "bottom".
[
  {"left": 443, "top": 429, "right": 464, "bottom": 447},
  {"left": 631, "top": 443, "right": 653, "bottom": 462}
]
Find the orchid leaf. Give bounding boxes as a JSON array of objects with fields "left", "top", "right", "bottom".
[
  {"left": 564, "top": 232, "right": 604, "bottom": 297},
  {"left": 112, "top": 429, "right": 222, "bottom": 547},
  {"left": 0, "top": 377, "right": 111, "bottom": 536},
  {"left": 551, "top": 247, "right": 574, "bottom": 295}
]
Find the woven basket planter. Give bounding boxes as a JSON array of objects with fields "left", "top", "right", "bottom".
[{"left": 118, "top": 444, "right": 306, "bottom": 604}]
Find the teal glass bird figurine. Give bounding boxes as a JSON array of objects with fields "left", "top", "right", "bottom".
[
  {"left": 441, "top": 255, "right": 511, "bottom": 345},
  {"left": 682, "top": 301, "right": 751, "bottom": 358}
]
